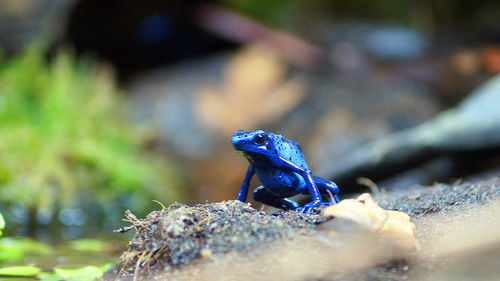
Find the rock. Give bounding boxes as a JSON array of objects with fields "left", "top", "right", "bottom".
[{"left": 318, "top": 74, "right": 500, "bottom": 189}]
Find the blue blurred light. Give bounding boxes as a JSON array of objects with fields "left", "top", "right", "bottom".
[
  {"left": 366, "top": 27, "right": 427, "bottom": 59},
  {"left": 137, "top": 13, "right": 174, "bottom": 44},
  {"left": 59, "top": 208, "right": 87, "bottom": 226}
]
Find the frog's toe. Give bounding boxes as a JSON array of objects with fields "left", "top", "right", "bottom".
[
  {"left": 298, "top": 201, "right": 321, "bottom": 214},
  {"left": 296, "top": 206, "right": 305, "bottom": 214},
  {"left": 297, "top": 206, "right": 313, "bottom": 214}
]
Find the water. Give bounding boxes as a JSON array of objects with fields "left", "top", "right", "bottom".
[{"left": 0, "top": 236, "right": 126, "bottom": 280}]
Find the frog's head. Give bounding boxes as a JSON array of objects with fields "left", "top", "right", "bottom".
[{"left": 231, "top": 130, "right": 274, "bottom": 160}]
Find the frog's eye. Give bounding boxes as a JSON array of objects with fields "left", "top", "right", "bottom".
[{"left": 253, "top": 133, "right": 268, "bottom": 145}]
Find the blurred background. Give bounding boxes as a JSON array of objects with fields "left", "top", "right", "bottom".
[{"left": 1, "top": 0, "right": 500, "bottom": 275}]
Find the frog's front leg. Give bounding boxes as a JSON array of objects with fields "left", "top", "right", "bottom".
[
  {"left": 297, "top": 173, "right": 322, "bottom": 214},
  {"left": 237, "top": 165, "right": 254, "bottom": 202},
  {"left": 276, "top": 157, "right": 322, "bottom": 214}
]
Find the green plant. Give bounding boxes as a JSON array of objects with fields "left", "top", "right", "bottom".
[
  {"left": 0, "top": 237, "right": 51, "bottom": 262},
  {"left": 0, "top": 212, "right": 4, "bottom": 236},
  {"left": 221, "top": 0, "right": 306, "bottom": 27},
  {"left": 0, "top": 45, "right": 183, "bottom": 217}
]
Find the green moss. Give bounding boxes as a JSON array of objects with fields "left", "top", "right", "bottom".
[
  {"left": 0, "top": 265, "right": 42, "bottom": 276},
  {"left": 0, "top": 45, "right": 183, "bottom": 215},
  {"left": 67, "top": 238, "right": 110, "bottom": 252},
  {"left": 38, "top": 264, "right": 112, "bottom": 281}
]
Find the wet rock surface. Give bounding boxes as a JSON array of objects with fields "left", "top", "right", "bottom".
[
  {"left": 101, "top": 176, "right": 500, "bottom": 281},
  {"left": 318, "top": 74, "right": 500, "bottom": 190}
]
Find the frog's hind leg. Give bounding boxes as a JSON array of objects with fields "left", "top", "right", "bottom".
[
  {"left": 313, "top": 176, "right": 340, "bottom": 205},
  {"left": 252, "top": 186, "right": 300, "bottom": 210}
]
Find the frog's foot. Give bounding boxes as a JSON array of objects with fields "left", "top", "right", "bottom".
[
  {"left": 252, "top": 186, "right": 300, "bottom": 210},
  {"left": 297, "top": 200, "right": 321, "bottom": 214},
  {"left": 319, "top": 195, "right": 340, "bottom": 206},
  {"left": 282, "top": 198, "right": 300, "bottom": 210}
]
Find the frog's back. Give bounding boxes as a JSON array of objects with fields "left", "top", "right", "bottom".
[{"left": 272, "top": 134, "right": 309, "bottom": 170}]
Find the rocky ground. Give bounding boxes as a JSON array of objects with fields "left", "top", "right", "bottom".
[{"left": 100, "top": 176, "right": 500, "bottom": 281}]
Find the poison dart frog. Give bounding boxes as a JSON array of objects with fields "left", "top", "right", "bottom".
[{"left": 231, "top": 130, "right": 340, "bottom": 214}]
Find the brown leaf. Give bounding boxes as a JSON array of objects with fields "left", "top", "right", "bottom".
[
  {"left": 195, "top": 45, "right": 305, "bottom": 135},
  {"left": 324, "top": 193, "right": 420, "bottom": 254}
]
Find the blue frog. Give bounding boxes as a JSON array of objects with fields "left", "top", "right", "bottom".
[{"left": 231, "top": 130, "right": 340, "bottom": 214}]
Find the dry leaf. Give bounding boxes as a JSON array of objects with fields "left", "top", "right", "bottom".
[
  {"left": 195, "top": 45, "right": 305, "bottom": 135},
  {"left": 324, "top": 193, "right": 419, "bottom": 253}
]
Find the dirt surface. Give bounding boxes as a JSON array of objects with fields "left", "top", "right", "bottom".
[
  {"left": 101, "top": 176, "right": 500, "bottom": 281},
  {"left": 101, "top": 201, "right": 331, "bottom": 280},
  {"left": 377, "top": 177, "right": 500, "bottom": 216}
]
